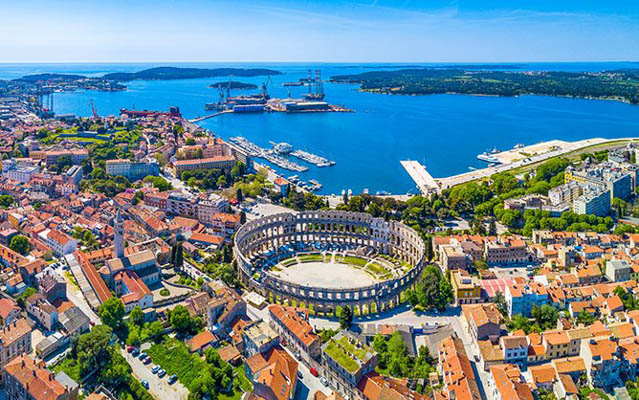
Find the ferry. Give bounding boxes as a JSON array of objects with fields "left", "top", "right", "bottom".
[{"left": 477, "top": 152, "right": 499, "bottom": 163}]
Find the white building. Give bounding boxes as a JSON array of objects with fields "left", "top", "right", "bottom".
[{"left": 38, "top": 229, "right": 77, "bottom": 257}]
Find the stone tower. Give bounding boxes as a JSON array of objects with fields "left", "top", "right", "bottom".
[{"left": 114, "top": 209, "right": 125, "bottom": 259}]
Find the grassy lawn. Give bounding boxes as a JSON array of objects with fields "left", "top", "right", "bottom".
[
  {"left": 299, "top": 254, "right": 324, "bottom": 262},
  {"left": 52, "top": 357, "right": 81, "bottom": 382},
  {"left": 146, "top": 338, "right": 207, "bottom": 389},
  {"left": 234, "top": 364, "right": 253, "bottom": 392},
  {"left": 280, "top": 258, "right": 298, "bottom": 267},
  {"left": 341, "top": 256, "right": 369, "bottom": 267},
  {"left": 364, "top": 262, "right": 388, "bottom": 276}
]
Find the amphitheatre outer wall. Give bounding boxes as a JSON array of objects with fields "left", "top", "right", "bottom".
[{"left": 233, "top": 210, "right": 426, "bottom": 316}]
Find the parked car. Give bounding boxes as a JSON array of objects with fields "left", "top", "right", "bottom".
[
  {"left": 309, "top": 368, "right": 319, "bottom": 377},
  {"left": 320, "top": 377, "right": 329, "bottom": 386},
  {"left": 132, "top": 349, "right": 140, "bottom": 357},
  {"left": 158, "top": 369, "right": 167, "bottom": 378},
  {"left": 138, "top": 352, "right": 147, "bottom": 360},
  {"left": 294, "top": 352, "right": 302, "bottom": 361},
  {"left": 141, "top": 380, "right": 149, "bottom": 389},
  {"left": 142, "top": 356, "right": 151, "bottom": 364},
  {"left": 127, "top": 346, "right": 135, "bottom": 353},
  {"left": 168, "top": 374, "right": 178, "bottom": 385},
  {"left": 297, "top": 370, "right": 303, "bottom": 379},
  {"left": 151, "top": 365, "right": 160, "bottom": 374}
]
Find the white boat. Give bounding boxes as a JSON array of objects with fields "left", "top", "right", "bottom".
[
  {"left": 274, "top": 142, "right": 294, "bottom": 154},
  {"left": 477, "top": 152, "right": 499, "bottom": 163},
  {"left": 514, "top": 143, "right": 525, "bottom": 149}
]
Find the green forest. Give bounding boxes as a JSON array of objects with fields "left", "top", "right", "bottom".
[{"left": 331, "top": 68, "right": 639, "bottom": 104}]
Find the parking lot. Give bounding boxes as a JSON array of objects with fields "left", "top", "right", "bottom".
[{"left": 121, "top": 347, "right": 189, "bottom": 400}]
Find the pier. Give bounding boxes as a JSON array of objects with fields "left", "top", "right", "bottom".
[
  {"left": 400, "top": 160, "right": 440, "bottom": 195},
  {"left": 189, "top": 109, "right": 233, "bottom": 123}
]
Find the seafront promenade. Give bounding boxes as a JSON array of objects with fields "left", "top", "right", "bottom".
[{"left": 403, "top": 137, "right": 639, "bottom": 195}]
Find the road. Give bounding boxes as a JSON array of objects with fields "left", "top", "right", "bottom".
[
  {"left": 121, "top": 347, "right": 189, "bottom": 400},
  {"left": 292, "top": 351, "right": 331, "bottom": 400},
  {"left": 54, "top": 264, "right": 100, "bottom": 325}
]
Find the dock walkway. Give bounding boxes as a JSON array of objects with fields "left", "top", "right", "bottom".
[
  {"left": 400, "top": 160, "right": 440, "bottom": 195},
  {"left": 189, "top": 109, "right": 233, "bottom": 123}
]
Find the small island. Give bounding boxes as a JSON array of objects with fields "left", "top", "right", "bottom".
[
  {"left": 209, "top": 81, "right": 258, "bottom": 90},
  {"left": 331, "top": 68, "right": 639, "bottom": 105}
]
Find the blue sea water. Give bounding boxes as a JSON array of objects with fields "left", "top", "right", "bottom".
[{"left": 2, "top": 62, "right": 639, "bottom": 195}]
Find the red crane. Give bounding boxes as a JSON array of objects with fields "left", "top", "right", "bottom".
[{"left": 89, "top": 99, "right": 99, "bottom": 119}]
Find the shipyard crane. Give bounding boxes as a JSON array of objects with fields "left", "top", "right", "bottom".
[
  {"left": 262, "top": 76, "right": 272, "bottom": 99},
  {"left": 314, "top": 70, "right": 324, "bottom": 98},
  {"left": 307, "top": 69, "right": 313, "bottom": 96},
  {"left": 89, "top": 99, "right": 99, "bottom": 119}
]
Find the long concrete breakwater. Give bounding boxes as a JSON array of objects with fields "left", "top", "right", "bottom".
[{"left": 403, "top": 137, "right": 639, "bottom": 196}]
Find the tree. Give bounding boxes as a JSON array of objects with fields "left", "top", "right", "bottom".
[
  {"left": 18, "top": 287, "right": 37, "bottom": 308},
  {"left": 172, "top": 241, "right": 184, "bottom": 270},
  {"left": 507, "top": 314, "right": 532, "bottom": 334},
  {"left": 239, "top": 211, "right": 246, "bottom": 225},
  {"left": 494, "top": 291, "right": 508, "bottom": 316},
  {"left": 339, "top": 306, "right": 353, "bottom": 329},
  {"left": 73, "top": 324, "right": 113, "bottom": 375},
  {"left": 144, "top": 176, "right": 171, "bottom": 192},
  {"left": 186, "top": 138, "right": 196, "bottom": 145},
  {"left": 169, "top": 305, "right": 200, "bottom": 334},
  {"left": 55, "top": 154, "right": 73, "bottom": 173},
  {"left": 531, "top": 304, "right": 560, "bottom": 330},
  {"left": 129, "top": 306, "right": 145, "bottom": 326},
  {"left": 488, "top": 218, "right": 497, "bottom": 236},
  {"left": 99, "top": 298, "right": 126, "bottom": 331},
  {"left": 236, "top": 188, "right": 244, "bottom": 203},
  {"left": 577, "top": 310, "right": 596, "bottom": 326},
  {"left": 9, "top": 235, "right": 30, "bottom": 255},
  {"left": 0, "top": 195, "right": 13, "bottom": 208}
]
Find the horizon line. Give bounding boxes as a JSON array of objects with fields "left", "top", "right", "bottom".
[{"left": 0, "top": 60, "right": 638, "bottom": 65}]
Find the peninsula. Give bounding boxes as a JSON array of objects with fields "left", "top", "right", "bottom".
[
  {"left": 13, "top": 66, "right": 282, "bottom": 84},
  {"left": 103, "top": 66, "right": 281, "bottom": 81},
  {"left": 209, "top": 81, "right": 258, "bottom": 90},
  {"left": 331, "top": 68, "right": 639, "bottom": 104}
]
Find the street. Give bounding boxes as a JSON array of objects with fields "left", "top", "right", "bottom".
[
  {"left": 121, "top": 347, "right": 189, "bottom": 400},
  {"left": 54, "top": 264, "right": 100, "bottom": 325}
]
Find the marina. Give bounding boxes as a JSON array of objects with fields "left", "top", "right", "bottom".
[
  {"left": 290, "top": 149, "right": 336, "bottom": 167},
  {"left": 229, "top": 136, "right": 308, "bottom": 172}
]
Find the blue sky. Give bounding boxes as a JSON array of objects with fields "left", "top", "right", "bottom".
[{"left": 1, "top": 0, "right": 638, "bottom": 62}]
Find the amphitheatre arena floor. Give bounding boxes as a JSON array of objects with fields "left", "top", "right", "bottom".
[{"left": 273, "top": 261, "right": 378, "bottom": 289}]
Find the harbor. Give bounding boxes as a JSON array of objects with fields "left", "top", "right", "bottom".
[{"left": 229, "top": 136, "right": 337, "bottom": 191}]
